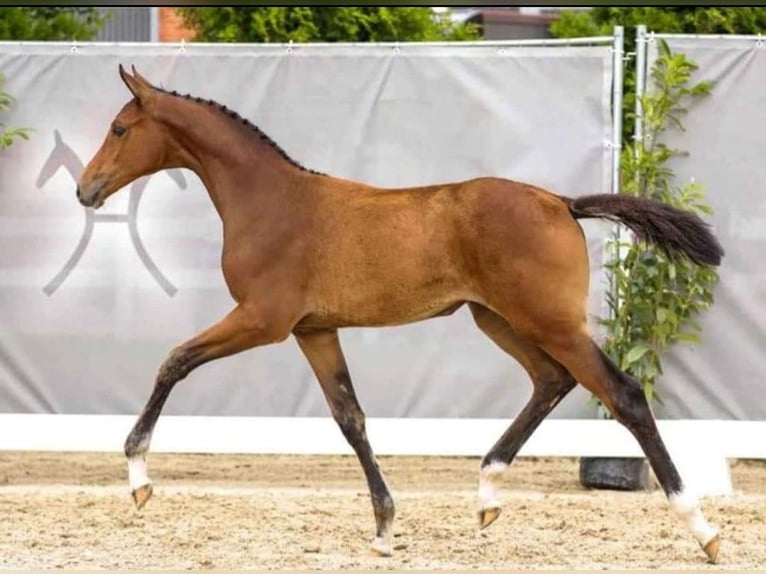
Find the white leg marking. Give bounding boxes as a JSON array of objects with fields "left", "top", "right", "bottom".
[
  {"left": 371, "top": 531, "right": 393, "bottom": 556},
  {"left": 669, "top": 488, "right": 719, "bottom": 547},
  {"left": 478, "top": 460, "right": 508, "bottom": 510},
  {"left": 127, "top": 457, "right": 151, "bottom": 492}
]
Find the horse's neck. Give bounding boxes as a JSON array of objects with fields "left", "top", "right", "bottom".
[
  {"left": 167, "top": 114, "right": 305, "bottom": 221},
  {"left": 189, "top": 138, "right": 308, "bottom": 223},
  {"left": 155, "top": 94, "right": 323, "bottom": 224}
]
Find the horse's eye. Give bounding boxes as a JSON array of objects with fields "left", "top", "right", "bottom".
[{"left": 112, "top": 125, "right": 126, "bottom": 137}]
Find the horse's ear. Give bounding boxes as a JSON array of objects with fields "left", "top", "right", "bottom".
[
  {"left": 130, "top": 65, "right": 153, "bottom": 88},
  {"left": 54, "top": 129, "right": 62, "bottom": 144},
  {"left": 118, "top": 64, "right": 154, "bottom": 105}
]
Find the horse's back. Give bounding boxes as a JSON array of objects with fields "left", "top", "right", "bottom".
[{"left": 299, "top": 176, "right": 589, "bottom": 332}]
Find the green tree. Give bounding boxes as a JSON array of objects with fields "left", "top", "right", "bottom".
[
  {"left": 554, "top": 10, "right": 739, "bottom": 409},
  {"left": 0, "top": 7, "right": 105, "bottom": 41},
  {"left": 601, "top": 43, "right": 717, "bottom": 407},
  {"left": 552, "top": 8, "right": 766, "bottom": 143},
  {"left": 178, "top": 7, "right": 479, "bottom": 43},
  {"left": 553, "top": 7, "right": 766, "bottom": 42},
  {"left": 0, "top": 73, "right": 28, "bottom": 148},
  {"left": 0, "top": 8, "right": 105, "bottom": 147}
]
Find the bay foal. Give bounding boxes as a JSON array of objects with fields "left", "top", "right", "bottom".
[{"left": 77, "top": 66, "right": 724, "bottom": 562}]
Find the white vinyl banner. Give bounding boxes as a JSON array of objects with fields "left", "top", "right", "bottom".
[
  {"left": 648, "top": 36, "right": 766, "bottom": 421},
  {"left": 0, "top": 42, "right": 614, "bottom": 420}
]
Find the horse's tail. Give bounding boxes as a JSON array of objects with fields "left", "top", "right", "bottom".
[{"left": 566, "top": 193, "right": 724, "bottom": 267}]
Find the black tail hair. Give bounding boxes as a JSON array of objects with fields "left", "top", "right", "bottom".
[{"left": 568, "top": 194, "right": 724, "bottom": 267}]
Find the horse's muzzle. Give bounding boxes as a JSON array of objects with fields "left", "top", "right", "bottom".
[{"left": 76, "top": 178, "right": 108, "bottom": 209}]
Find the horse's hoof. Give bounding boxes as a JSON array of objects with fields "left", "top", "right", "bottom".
[
  {"left": 131, "top": 483, "right": 154, "bottom": 510},
  {"left": 369, "top": 537, "right": 393, "bottom": 557},
  {"left": 478, "top": 506, "right": 501, "bottom": 529},
  {"left": 703, "top": 533, "right": 720, "bottom": 564}
]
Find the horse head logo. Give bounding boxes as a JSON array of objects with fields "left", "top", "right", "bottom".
[
  {"left": 36, "top": 130, "right": 187, "bottom": 297},
  {"left": 36, "top": 130, "right": 82, "bottom": 188}
]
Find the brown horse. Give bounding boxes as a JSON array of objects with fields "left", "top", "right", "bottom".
[{"left": 77, "top": 66, "right": 724, "bottom": 563}]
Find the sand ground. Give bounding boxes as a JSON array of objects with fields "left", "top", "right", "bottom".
[{"left": 1, "top": 453, "right": 764, "bottom": 569}]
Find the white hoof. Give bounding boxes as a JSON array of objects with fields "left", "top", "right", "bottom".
[{"left": 369, "top": 534, "right": 393, "bottom": 557}]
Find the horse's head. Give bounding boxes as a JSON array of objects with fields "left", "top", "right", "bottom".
[{"left": 77, "top": 65, "right": 172, "bottom": 209}]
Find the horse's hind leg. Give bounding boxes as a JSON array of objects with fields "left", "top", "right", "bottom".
[
  {"left": 469, "top": 303, "right": 577, "bottom": 528},
  {"left": 295, "top": 329, "right": 395, "bottom": 557},
  {"left": 539, "top": 331, "right": 720, "bottom": 563}
]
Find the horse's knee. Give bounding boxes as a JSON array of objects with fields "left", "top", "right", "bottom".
[{"left": 157, "top": 346, "right": 195, "bottom": 385}]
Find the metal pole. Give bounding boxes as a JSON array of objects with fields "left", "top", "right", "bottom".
[
  {"left": 611, "top": 26, "right": 624, "bottom": 197},
  {"left": 634, "top": 25, "right": 647, "bottom": 168},
  {"left": 648, "top": 33, "right": 763, "bottom": 41},
  {"left": 149, "top": 7, "right": 160, "bottom": 43},
  {"left": 0, "top": 36, "right": 616, "bottom": 51},
  {"left": 603, "top": 27, "right": 625, "bottom": 419}
]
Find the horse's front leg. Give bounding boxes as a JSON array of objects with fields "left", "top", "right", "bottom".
[
  {"left": 124, "top": 304, "right": 288, "bottom": 508},
  {"left": 295, "top": 329, "right": 396, "bottom": 557}
]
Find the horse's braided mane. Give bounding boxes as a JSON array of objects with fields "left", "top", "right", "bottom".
[{"left": 153, "top": 86, "right": 325, "bottom": 177}]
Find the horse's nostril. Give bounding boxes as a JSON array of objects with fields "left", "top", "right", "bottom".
[{"left": 76, "top": 185, "right": 81, "bottom": 199}]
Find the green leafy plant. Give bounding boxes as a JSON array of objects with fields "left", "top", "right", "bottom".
[
  {"left": 0, "top": 7, "right": 105, "bottom": 41},
  {"left": 600, "top": 40, "right": 718, "bottom": 408},
  {"left": 178, "top": 7, "right": 480, "bottom": 43},
  {"left": 0, "top": 73, "right": 29, "bottom": 148}
]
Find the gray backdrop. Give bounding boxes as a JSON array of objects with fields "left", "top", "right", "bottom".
[
  {"left": 648, "top": 36, "right": 766, "bottom": 420},
  {"left": 0, "top": 42, "right": 614, "bottom": 418}
]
